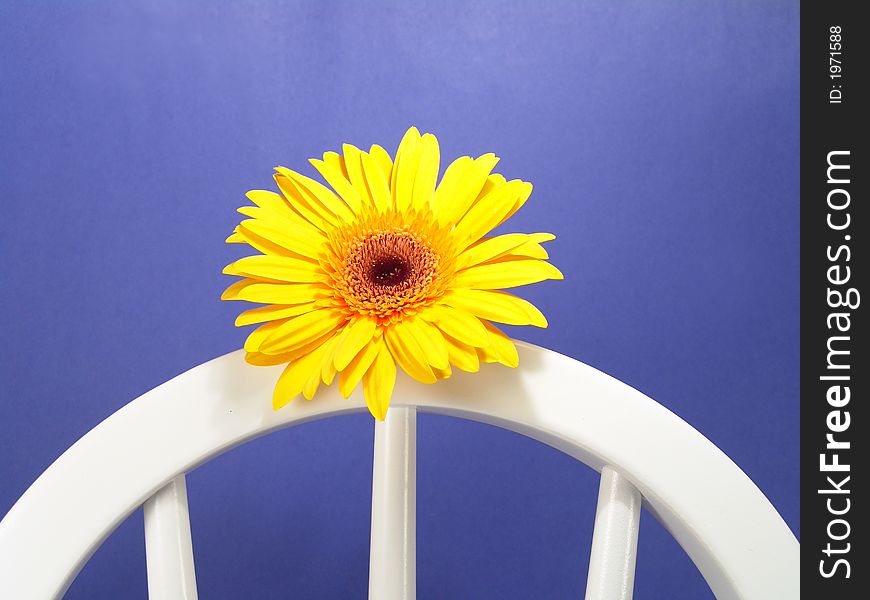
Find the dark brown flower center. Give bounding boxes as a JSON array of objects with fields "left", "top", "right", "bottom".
[{"left": 370, "top": 255, "right": 411, "bottom": 287}]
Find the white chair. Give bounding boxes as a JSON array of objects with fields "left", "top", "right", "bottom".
[{"left": 0, "top": 342, "right": 799, "bottom": 599}]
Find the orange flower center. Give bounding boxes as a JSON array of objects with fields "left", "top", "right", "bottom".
[{"left": 334, "top": 229, "right": 441, "bottom": 321}]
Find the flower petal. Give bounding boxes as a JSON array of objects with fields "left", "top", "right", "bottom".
[
  {"left": 442, "top": 289, "right": 547, "bottom": 327},
  {"left": 363, "top": 339, "right": 396, "bottom": 421},
  {"left": 369, "top": 144, "right": 393, "bottom": 181},
  {"left": 433, "top": 364, "right": 452, "bottom": 380},
  {"left": 244, "top": 190, "right": 299, "bottom": 220},
  {"left": 309, "top": 157, "right": 363, "bottom": 215},
  {"left": 334, "top": 317, "right": 378, "bottom": 370},
  {"left": 392, "top": 126, "right": 422, "bottom": 212},
  {"left": 502, "top": 240, "right": 550, "bottom": 260},
  {"left": 420, "top": 305, "right": 488, "bottom": 347},
  {"left": 260, "top": 309, "right": 346, "bottom": 355},
  {"left": 319, "top": 335, "right": 342, "bottom": 386},
  {"left": 322, "top": 150, "right": 348, "bottom": 176},
  {"left": 235, "top": 302, "right": 320, "bottom": 327},
  {"left": 384, "top": 322, "right": 437, "bottom": 384},
  {"left": 361, "top": 151, "right": 393, "bottom": 213},
  {"left": 341, "top": 144, "right": 374, "bottom": 209},
  {"left": 453, "top": 180, "right": 529, "bottom": 248},
  {"left": 434, "top": 153, "right": 499, "bottom": 224},
  {"left": 237, "top": 219, "right": 325, "bottom": 261},
  {"left": 223, "top": 255, "right": 328, "bottom": 283},
  {"left": 243, "top": 319, "right": 287, "bottom": 353},
  {"left": 338, "top": 335, "right": 382, "bottom": 398},
  {"left": 278, "top": 167, "right": 355, "bottom": 223},
  {"left": 430, "top": 155, "right": 473, "bottom": 216},
  {"left": 226, "top": 229, "right": 245, "bottom": 244},
  {"left": 477, "top": 322, "right": 519, "bottom": 368},
  {"left": 452, "top": 259, "right": 563, "bottom": 289},
  {"left": 221, "top": 280, "right": 331, "bottom": 304},
  {"left": 245, "top": 351, "right": 295, "bottom": 366},
  {"left": 497, "top": 179, "right": 535, "bottom": 226},
  {"left": 457, "top": 233, "right": 553, "bottom": 270},
  {"left": 272, "top": 338, "right": 334, "bottom": 409},
  {"left": 411, "top": 133, "right": 440, "bottom": 210},
  {"left": 405, "top": 316, "right": 449, "bottom": 370},
  {"left": 236, "top": 206, "right": 325, "bottom": 243},
  {"left": 305, "top": 334, "right": 342, "bottom": 399},
  {"left": 442, "top": 333, "right": 480, "bottom": 373},
  {"left": 273, "top": 169, "right": 336, "bottom": 231}
]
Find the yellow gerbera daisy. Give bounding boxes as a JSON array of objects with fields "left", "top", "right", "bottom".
[{"left": 222, "top": 127, "right": 562, "bottom": 420}]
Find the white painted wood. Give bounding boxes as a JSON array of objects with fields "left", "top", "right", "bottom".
[
  {"left": 0, "top": 342, "right": 799, "bottom": 600},
  {"left": 143, "top": 474, "right": 198, "bottom": 600},
  {"left": 585, "top": 467, "right": 641, "bottom": 600},
  {"left": 369, "top": 406, "right": 416, "bottom": 600}
]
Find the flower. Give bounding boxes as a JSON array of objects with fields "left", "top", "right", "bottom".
[{"left": 222, "top": 127, "right": 562, "bottom": 420}]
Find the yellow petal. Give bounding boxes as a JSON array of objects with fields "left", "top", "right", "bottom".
[
  {"left": 412, "top": 133, "right": 440, "bottom": 210},
  {"left": 304, "top": 334, "right": 341, "bottom": 399},
  {"left": 361, "top": 151, "right": 393, "bottom": 213},
  {"left": 273, "top": 169, "right": 335, "bottom": 231},
  {"left": 503, "top": 240, "right": 550, "bottom": 260},
  {"left": 221, "top": 280, "right": 330, "bottom": 304},
  {"left": 278, "top": 167, "right": 355, "bottom": 222},
  {"left": 334, "top": 317, "right": 377, "bottom": 370},
  {"left": 477, "top": 322, "right": 519, "bottom": 368},
  {"left": 404, "top": 316, "right": 449, "bottom": 370},
  {"left": 435, "top": 153, "right": 499, "bottom": 224},
  {"left": 433, "top": 364, "right": 452, "bottom": 380},
  {"left": 392, "top": 127, "right": 422, "bottom": 212},
  {"left": 223, "top": 255, "right": 327, "bottom": 283},
  {"left": 457, "top": 233, "right": 552, "bottom": 270},
  {"left": 431, "top": 156, "right": 473, "bottom": 217},
  {"left": 260, "top": 309, "right": 346, "bottom": 354},
  {"left": 302, "top": 367, "right": 323, "bottom": 400},
  {"left": 244, "top": 319, "right": 287, "bottom": 353},
  {"left": 226, "top": 229, "right": 244, "bottom": 244},
  {"left": 237, "top": 219, "right": 326, "bottom": 261},
  {"left": 319, "top": 334, "right": 342, "bottom": 386},
  {"left": 369, "top": 144, "right": 393, "bottom": 181},
  {"left": 384, "top": 322, "right": 437, "bottom": 384},
  {"left": 309, "top": 157, "right": 363, "bottom": 215},
  {"left": 497, "top": 179, "right": 534, "bottom": 227},
  {"left": 452, "top": 259, "right": 563, "bottom": 290},
  {"left": 245, "top": 351, "right": 295, "bottom": 366},
  {"left": 362, "top": 340, "right": 396, "bottom": 421},
  {"left": 341, "top": 144, "right": 374, "bottom": 208},
  {"left": 235, "top": 302, "right": 320, "bottom": 327},
  {"left": 231, "top": 222, "right": 309, "bottom": 260},
  {"left": 442, "top": 334, "right": 480, "bottom": 373},
  {"left": 442, "top": 289, "right": 547, "bottom": 327},
  {"left": 322, "top": 150, "right": 348, "bottom": 176},
  {"left": 453, "top": 180, "right": 528, "bottom": 248},
  {"left": 244, "top": 189, "right": 296, "bottom": 216},
  {"left": 272, "top": 338, "right": 334, "bottom": 409},
  {"left": 236, "top": 206, "right": 325, "bottom": 243},
  {"left": 338, "top": 335, "right": 382, "bottom": 398},
  {"left": 475, "top": 173, "right": 506, "bottom": 203},
  {"left": 420, "top": 305, "right": 488, "bottom": 347}
]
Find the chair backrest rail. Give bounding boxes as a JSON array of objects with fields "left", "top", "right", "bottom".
[
  {"left": 584, "top": 466, "right": 641, "bottom": 600},
  {"left": 369, "top": 406, "right": 417, "bottom": 600},
  {"left": 0, "top": 344, "right": 799, "bottom": 599},
  {"left": 143, "top": 474, "right": 198, "bottom": 600}
]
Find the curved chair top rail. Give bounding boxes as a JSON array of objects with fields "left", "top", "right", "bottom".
[{"left": 0, "top": 342, "right": 798, "bottom": 599}]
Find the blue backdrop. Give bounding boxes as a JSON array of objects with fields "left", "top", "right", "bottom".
[{"left": 0, "top": 2, "right": 798, "bottom": 598}]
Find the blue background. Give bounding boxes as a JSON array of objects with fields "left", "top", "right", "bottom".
[{"left": 0, "top": 1, "right": 799, "bottom": 598}]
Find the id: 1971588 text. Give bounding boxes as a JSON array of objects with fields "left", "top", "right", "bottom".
[{"left": 829, "top": 26, "right": 843, "bottom": 104}]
